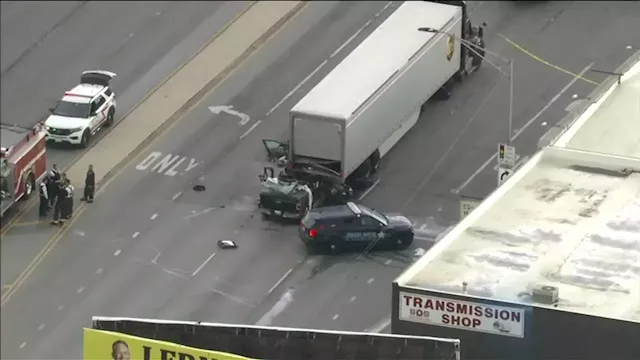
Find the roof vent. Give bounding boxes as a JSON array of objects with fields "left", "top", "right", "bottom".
[{"left": 532, "top": 285, "right": 559, "bottom": 305}]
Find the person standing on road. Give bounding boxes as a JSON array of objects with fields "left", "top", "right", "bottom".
[
  {"left": 48, "top": 164, "right": 61, "bottom": 206},
  {"left": 81, "top": 164, "right": 95, "bottom": 203},
  {"left": 39, "top": 178, "right": 50, "bottom": 217},
  {"left": 62, "top": 179, "right": 74, "bottom": 220},
  {"left": 50, "top": 183, "right": 64, "bottom": 225}
]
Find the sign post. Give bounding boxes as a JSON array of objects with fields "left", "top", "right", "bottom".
[{"left": 497, "top": 143, "right": 516, "bottom": 186}]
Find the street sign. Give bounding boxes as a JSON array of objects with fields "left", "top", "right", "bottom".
[
  {"left": 498, "top": 166, "right": 513, "bottom": 186},
  {"left": 497, "top": 143, "right": 516, "bottom": 168},
  {"left": 459, "top": 196, "right": 483, "bottom": 220}
]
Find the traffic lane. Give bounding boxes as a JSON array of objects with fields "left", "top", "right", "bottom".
[
  {"left": 361, "top": 0, "right": 639, "bottom": 225},
  {"left": 0, "top": 195, "right": 299, "bottom": 359},
  {"left": 0, "top": 223, "right": 55, "bottom": 288},
  {"left": 1, "top": 1, "right": 395, "bottom": 356},
  {"left": 92, "top": 0, "right": 397, "bottom": 222},
  {"left": 0, "top": 1, "right": 248, "bottom": 225},
  {"left": 0, "top": 0, "right": 249, "bottom": 287},
  {"left": 0, "top": 1, "right": 84, "bottom": 74},
  {"left": 247, "top": 236, "right": 440, "bottom": 331},
  {"left": 458, "top": 0, "right": 640, "bottom": 198},
  {"left": 0, "top": 0, "right": 392, "bottom": 296},
  {"left": 1, "top": 0, "right": 234, "bottom": 129}
]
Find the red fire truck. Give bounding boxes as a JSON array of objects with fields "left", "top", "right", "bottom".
[{"left": 1, "top": 123, "right": 47, "bottom": 217}]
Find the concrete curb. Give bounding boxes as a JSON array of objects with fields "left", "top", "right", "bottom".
[{"left": 67, "top": 1, "right": 306, "bottom": 188}]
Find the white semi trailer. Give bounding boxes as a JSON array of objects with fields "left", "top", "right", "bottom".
[{"left": 263, "top": 1, "right": 485, "bottom": 190}]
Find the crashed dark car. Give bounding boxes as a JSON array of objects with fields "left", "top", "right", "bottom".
[
  {"left": 299, "top": 202, "right": 414, "bottom": 255},
  {"left": 258, "top": 165, "right": 353, "bottom": 221}
]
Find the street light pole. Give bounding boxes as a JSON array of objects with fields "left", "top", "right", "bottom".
[
  {"left": 418, "top": 27, "right": 513, "bottom": 145},
  {"left": 508, "top": 58, "right": 513, "bottom": 146}
]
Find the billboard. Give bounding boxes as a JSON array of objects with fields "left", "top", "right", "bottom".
[
  {"left": 399, "top": 292, "right": 525, "bottom": 338},
  {"left": 92, "top": 316, "right": 461, "bottom": 360},
  {"left": 83, "top": 328, "right": 254, "bottom": 360}
]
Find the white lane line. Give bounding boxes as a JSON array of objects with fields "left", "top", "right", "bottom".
[
  {"left": 172, "top": 192, "right": 182, "bottom": 201},
  {"left": 192, "top": 252, "right": 216, "bottom": 276},
  {"left": 384, "top": 259, "right": 392, "bottom": 265},
  {"left": 330, "top": 24, "right": 368, "bottom": 59},
  {"left": 185, "top": 207, "right": 216, "bottom": 220},
  {"left": 332, "top": 314, "right": 340, "bottom": 320},
  {"left": 256, "top": 289, "right": 294, "bottom": 326},
  {"left": 96, "top": 268, "right": 103, "bottom": 274},
  {"left": 367, "top": 277, "right": 375, "bottom": 284},
  {"left": 239, "top": 120, "right": 262, "bottom": 140},
  {"left": 20, "top": 342, "right": 26, "bottom": 349},
  {"left": 132, "top": 232, "right": 140, "bottom": 239},
  {"left": 38, "top": 324, "right": 45, "bottom": 330},
  {"left": 453, "top": 63, "right": 594, "bottom": 193},
  {"left": 77, "top": 287, "right": 84, "bottom": 294},
  {"left": 358, "top": 179, "right": 381, "bottom": 201},
  {"left": 366, "top": 317, "right": 391, "bottom": 333},
  {"left": 330, "top": 1, "right": 391, "bottom": 59},
  {"left": 152, "top": 252, "right": 161, "bottom": 264},
  {"left": 349, "top": 296, "right": 357, "bottom": 302},
  {"left": 114, "top": 249, "right": 121, "bottom": 256},
  {"left": 269, "top": 268, "right": 293, "bottom": 294},
  {"left": 266, "top": 60, "right": 328, "bottom": 116},
  {"left": 163, "top": 268, "right": 188, "bottom": 279},
  {"left": 150, "top": 213, "right": 158, "bottom": 220}
]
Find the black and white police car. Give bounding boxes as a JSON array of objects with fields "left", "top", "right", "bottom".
[
  {"left": 299, "top": 202, "right": 414, "bottom": 254},
  {"left": 44, "top": 70, "right": 117, "bottom": 148}
]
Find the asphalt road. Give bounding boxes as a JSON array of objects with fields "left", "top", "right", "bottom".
[
  {"left": 244, "top": 0, "right": 640, "bottom": 334},
  {"left": 0, "top": 0, "right": 248, "bottom": 283},
  {"left": 0, "top": 1, "right": 401, "bottom": 359},
  {"left": 0, "top": 0, "right": 249, "bottom": 220},
  {"left": 2, "top": 2, "right": 639, "bottom": 358}
]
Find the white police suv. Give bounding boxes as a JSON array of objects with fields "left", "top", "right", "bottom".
[{"left": 44, "top": 70, "right": 117, "bottom": 148}]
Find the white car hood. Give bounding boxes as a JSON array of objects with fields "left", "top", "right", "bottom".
[{"left": 45, "top": 115, "right": 89, "bottom": 129}]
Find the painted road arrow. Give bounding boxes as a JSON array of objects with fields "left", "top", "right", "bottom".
[{"left": 208, "top": 105, "right": 251, "bottom": 125}]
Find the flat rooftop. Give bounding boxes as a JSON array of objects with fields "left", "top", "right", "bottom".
[
  {"left": 553, "top": 57, "right": 640, "bottom": 158},
  {"left": 397, "top": 147, "right": 640, "bottom": 322},
  {"left": 397, "top": 56, "right": 640, "bottom": 323}
]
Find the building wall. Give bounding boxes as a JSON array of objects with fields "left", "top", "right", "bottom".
[{"left": 392, "top": 283, "right": 640, "bottom": 359}]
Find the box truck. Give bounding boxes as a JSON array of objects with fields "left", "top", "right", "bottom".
[{"left": 262, "top": 1, "right": 485, "bottom": 190}]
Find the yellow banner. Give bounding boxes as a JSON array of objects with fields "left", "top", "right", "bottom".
[{"left": 83, "top": 328, "right": 256, "bottom": 360}]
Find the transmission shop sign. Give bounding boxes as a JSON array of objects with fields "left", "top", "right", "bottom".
[{"left": 399, "top": 292, "right": 525, "bottom": 338}]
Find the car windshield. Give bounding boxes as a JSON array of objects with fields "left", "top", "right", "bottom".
[
  {"left": 52, "top": 101, "right": 90, "bottom": 118},
  {"left": 358, "top": 205, "right": 389, "bottom": 226}
]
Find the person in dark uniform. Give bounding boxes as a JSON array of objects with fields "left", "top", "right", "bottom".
[
  {"left": 50, "top": 184, "right": 64, "bottom": 225},
  {"left": 61, "top": 179, "right": 74, "bottom": 220},
  {"left": 39, "top": 178, "right": 50, "bottom": 217},
  {"left": 81, "top": 164, "right": 95, "bottom": 203},
  {"left": 48, "top": 164, "right": 61, "bottom": 206}
]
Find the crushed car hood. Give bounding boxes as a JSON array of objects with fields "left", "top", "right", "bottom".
[{"left": 45, "top": 115, "right": 88, "bottom": 129}]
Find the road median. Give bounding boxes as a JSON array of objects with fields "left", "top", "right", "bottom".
[{"left": 66, "top": 0, "right": 305, "bottom": 187}]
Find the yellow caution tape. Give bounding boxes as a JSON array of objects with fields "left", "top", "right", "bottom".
[{"left": 498, "top": 33, "right": 600, "bottom": 86}]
